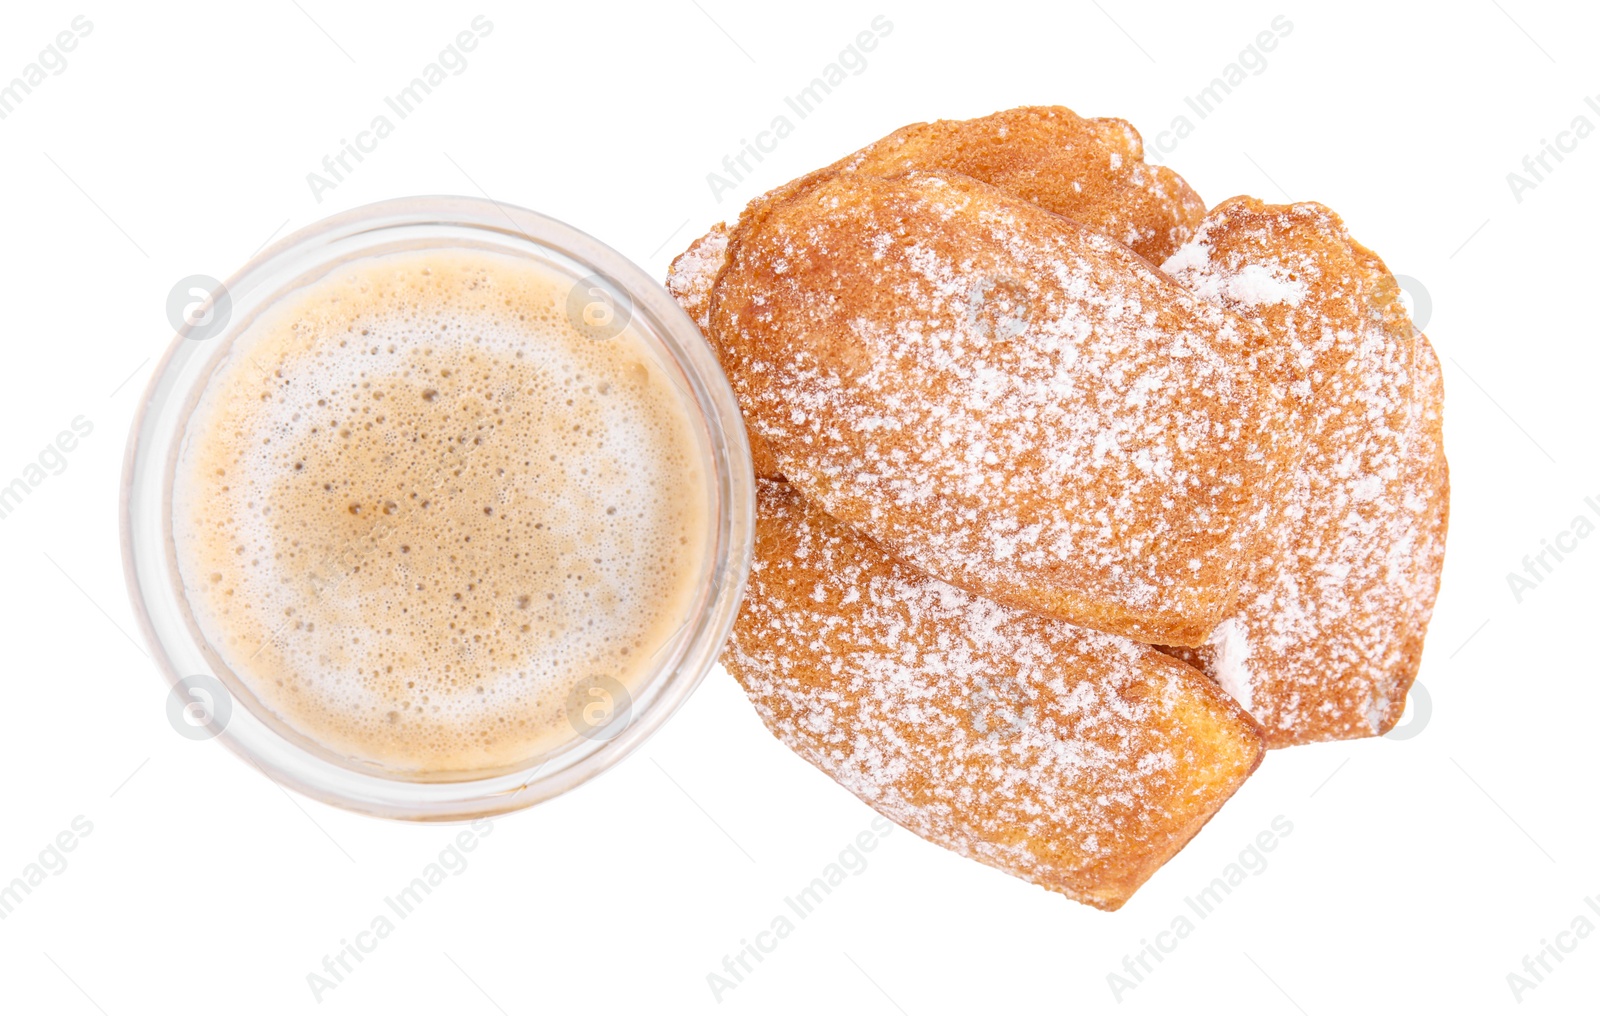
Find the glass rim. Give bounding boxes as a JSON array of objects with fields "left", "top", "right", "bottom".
[{"left": 120, "top": 195, "right": 754, "bottom": 821}]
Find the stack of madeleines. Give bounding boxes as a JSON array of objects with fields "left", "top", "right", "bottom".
[{"left": 668, "top": 106, "right": 1448, "bottom": 911}]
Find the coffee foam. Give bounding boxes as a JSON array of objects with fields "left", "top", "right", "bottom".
[{"left": 172, "top": 248, "right": 709, "bottom": 773}]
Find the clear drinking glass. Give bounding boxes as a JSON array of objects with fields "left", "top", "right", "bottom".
[{"left": 121, "top": 196, "right": 754, "bottom": 820}]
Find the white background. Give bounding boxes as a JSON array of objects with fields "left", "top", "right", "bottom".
[{"left": 1, "top": 1, "right": 1596, "bottom": 1012}]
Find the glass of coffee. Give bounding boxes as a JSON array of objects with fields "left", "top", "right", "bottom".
[{"left": 122, "top": 197, "right": 754, "bottom": 819}]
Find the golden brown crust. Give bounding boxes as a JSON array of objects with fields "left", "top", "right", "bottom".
[
  {"left": 838, "top": 106, "right": 1206, "bottom": 263},
  {"left": 669, "top": 105, "right": 1210, "bottom": 484},
  {"left": 1160, "top": 198, "right": 1450, "bottom": 746},
  {"left": 718, "top": 108, "right": 1205, "bottom": 278},
  {"left": 665, "top": 225, "right": 784, "bottom": 479},
  {"left": 712, "top": 171, "right": 1305, "bottom": 646},
  {"left": 725, "top": 480, "right": 1264, "bottom": 909},
  {"left": 1163, "top": 197, "right": 1404, "bottom": 383},
  {"left": 1376, "top": 333, "right": 1449, "bottom": 734}
]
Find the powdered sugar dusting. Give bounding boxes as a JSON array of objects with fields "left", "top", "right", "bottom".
[
  {"left": 667, "top": 224, "right": 785, "bottom": 480},
  {"left": 665, "top": 224, "right": 728, "bottom": 332},
  {"left": 1159, "top": 198, "right": 1448, "bottom": 746},
  {"left": 725, "top": 481, "right": 1263, "bottom": 909},
  {"left": 1208, "top": 617, "right": 1254, "bottom": 713},
  {"left": 714, "top": 172, "right": 1306, "bottom": 646},
  {"left": 1166, "top": 240, "right": 1306, "bottom": 308}
]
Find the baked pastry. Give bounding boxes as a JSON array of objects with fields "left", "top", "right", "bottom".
[
  {"left": 710, "top": 170, "right": 1306, "bottom": 646},
  {"left": 674, "top": 106, "right": 1448, "bottom": 908},
  {"left": 725, "top": 480, "right": 1264, "bottom": 909},
  {"left": 667, "top": 223, "right": 784, "bottom": 478},
  {"left": 667, "top": 105, "right": 1207, "bottom": 479},
  {"left": 1160, "top": 197, "right": 1450, "bottom": 746},
  {"left": 836, "top": 105, "right": 1205, "bottom": 263}
]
